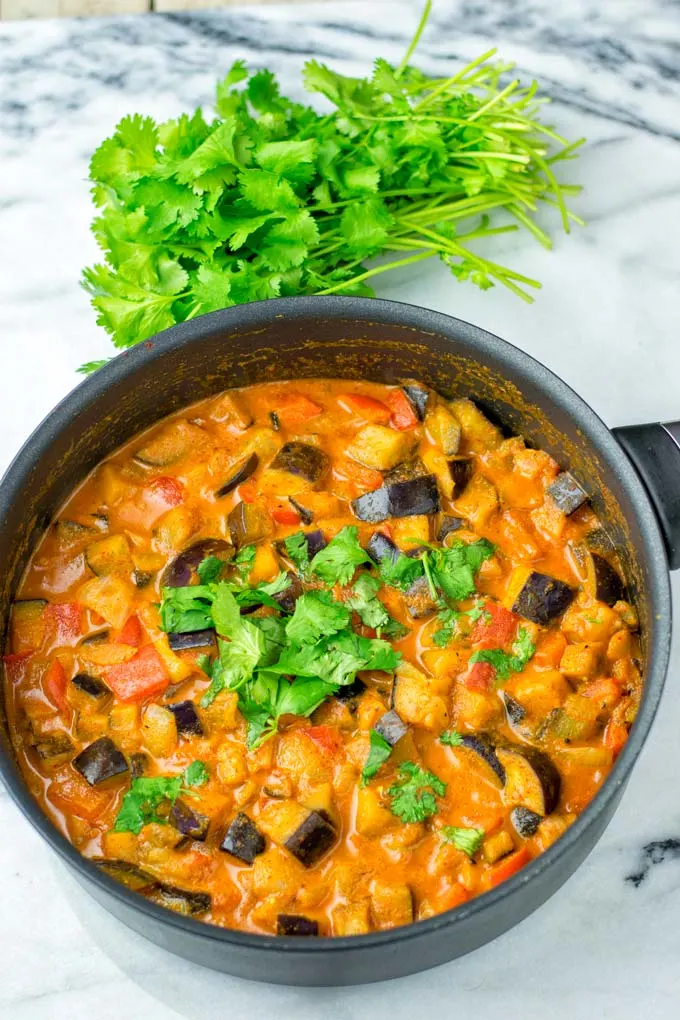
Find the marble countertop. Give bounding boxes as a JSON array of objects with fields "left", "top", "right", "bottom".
[{"left": 2, "top": 1, "right": 680, "bottom": 1016}]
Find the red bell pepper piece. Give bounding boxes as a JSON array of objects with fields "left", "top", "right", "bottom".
[
  {"left": 49, "top": 767, "right": 113, "bottom": 823},
  {"left": 239, "top": 482, "right": 257, "bottom": 504},
  {"left": 104, "top": 645, "right": 169, "bottom": 703},
  {"left": 338, "top": 393, "right": 391, "bottom": 424},
  {"left": 471, "top": 602, "right": 518, "bottom": 650},
  {"left": 116, "top": 614, "right": 143, "bottom": 648},
  {"left": 44, "top": 602, "right": 82, "bottom": 645},
  {"left": 305, "top": 725, "right": 345, "bottom": 755},
  {"left": 272, "top": 507, "right": 301, "bottom": 526},
  {"left": 533, "top": 630, "right": 567, "bottom": 668},
  {"left": 386, "top": 389, "right": 419, "bottom": 431},
  {"left": 3, "top": 652, "right": 32, "bottom": 685},
  {"left": 604, "top": 716, "right": 629, "bottom": 757},
  {"left": 44, "top": 659, "right": 68, "bottom": 713},
  {"left": 146, "top": 476, "right": 184, "bottom": 510},
  {"left": 483, "top": 846, "right": 531, "bottom": 890},
  {"left": 465, "top": 661, "right": 496, "bottom": 692},
  {"left": 277, "top": 393, "right": 323, "bottom": 428}
]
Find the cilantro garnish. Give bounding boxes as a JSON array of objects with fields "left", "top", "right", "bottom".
[
  {"left": 113, "top": 761, "right": 209, "bottom": 834},
  {"left": 284, "top": 531, "right": 311, "bottom": 576},
  {"left": 388, "top": 761, "right": 446, "bottom": 823},
  {"left": 441, "top": 825, "right": 485, "bottom": 858},
  {"left": 197, "top": 555, "right": 226, "bottom": 584},
  {"left": 346, "top": 573, "right": 407, "bottom": 637},
  {"left": 469, "top": 626, "right": 536, "bottom": 681},
  {"left": 361, "top": 729, "right": 393, "bottom": 786},
  {"left": 309, "top": 525, "right": 372, "bottom": 586},
  {"left": 81, "top": 1, "right": 582, "bottom": 369},
  {"left": 440, "top": 730, "right": 464, "bottom": 747}
]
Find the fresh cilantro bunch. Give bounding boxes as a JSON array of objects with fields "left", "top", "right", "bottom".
[{"left": 80, "top": 1, "right": 583, "bottom": 367}]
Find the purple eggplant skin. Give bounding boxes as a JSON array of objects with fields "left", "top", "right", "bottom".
[
  {"left": 271, "top": 442, "right": 329, "bottom": 483},
  {"left": 504, "top": 744, "right": 561, "bottom": 816},
  {"left": 352, "top": 474, "right": 440, "bottom": 523},
  {"left": 71, "top": 672, "right": 111, "bottom": 701},
  {"left": 273, "top": 571, "right": 304, "bottom": 614},
  {"left": 215, "top": 453, "right": 259, "bottom": 499},
  {"left": 284, "top": 810, "right": 337, "bottom": 867},
  {"left": 404, "top": 576, "right": 438, "bottom": 619},
  {"left": 591, "top": 553, "right": 626, "bottom": 606},
  {"left": 367, "top": 531, "right": 400, "bottom": 566},
  {"left": 374, "top": 710, "right": 408, "bottom": 747},
  {"left": 167, "top": 700, "right": 204, "bottom": 736},
  {"left": 512, "top": 571, "right": 576, "bottom": 625},
  {"left": 73, "top": 737, "right": 128, "bottom": 786},
  {"left": 384, "top": 458, "right": 426, "bottom": 485},
  {"left": 220, "top": 812, "right": 266, "bottom": 864},
  {"left": 500, "top": 691, "right": 527, "bottom": 727},
  {"left": 352, "top": 486, "right": 392, "bottom": 523},
  {"left": 34, "top": 734, "right": 74, "bottom": 760},
  {"left": 289, "top": 496, "right": 314, "bottom": 525},
  {"left": 169, "top": 799, "right": 210, "bottom": 841},
  {"left": 134, "top": 569, "right": 154, "bottom": 589},
  {"left": 401, "top": 383, "right": 430, "bottom": 420},
  {"left": 92, "top": 858, "right": 157, "bottom": 891},
  {"left": 547, "top": 471, "right": 589, "bottom": 515},
  {"left": 460, "top": 734, "right": 506, "bottom": 784},
  {"left": 270, "top": 411, "right": 281, "bottom": 432},
  {"left": 151, "top": 883, "right": 211, "bottom": 916},
  {"left": 334, "top": 676, "right": 367, "bottom": 710},
  {"left": 304, "top": 528, "right": 327, "bottom": 559},
  {"left": 167, "top": 629, "right": 215, "bottom": 652},
  {"left": 437, "top": 514, "right": 466, "bottom": 542},
  {"left": 129, "top": 752, "right": 149, "bottom": 779},
  {"left": 277, "top": 914, "right": 319, "bottom": 936},
  {"left": 511, "top": 806, "right": 543, "bottom": 838},
  {"left": 161, "top": 538, "right": 232, "bottom": 588},
  {"left": 448, "top": 458, "right": 473, "bottom": 498}
]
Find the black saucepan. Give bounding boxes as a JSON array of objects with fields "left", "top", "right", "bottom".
[{"left": 1, "top": 297, "right": 678, "bottom": 985}]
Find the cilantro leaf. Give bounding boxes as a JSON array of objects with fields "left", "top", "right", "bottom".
[
  {"left": 388, "top": 761, "right": 446, "bottom": 823},
  {"left": 310, "top": 525, "right": 372, "bottom": 585},
  {"left": 183, "top": 761, "right": 209, "bottom": 787},
  {"left": 440, "top": 730, "right": 464, "bottom": 747},
  {"left": 346, "top": 572, "right": 396, "bottom": 631},
  {"left": 426, "top": 539, "right": 494, "bottom": 602},
  {"left": 469, "top": 626, "right": 535, "bottom": 682},
  {"left": 113, "top": 776, "right": 183, "bottom": 834},
  {"left": 233, "top": 545, "right": 256, "bottom": 580},
  {"left": 197, "top": 555, "right": 225, "bottom": 584},
  {"left": 284, "top": 531, "right": 311, "bottom": 576},
  {"left": 361, "top": 729, "right": 392, "bottom": 786},
  {"left": 285, "top": 590, "right": 351, "bottom": 646},
  {"left": 440, "top": 825, "right": 485, "bottom": 858},
  {"left": 377, "top": 552, "right": 425, "bottom": 591}
]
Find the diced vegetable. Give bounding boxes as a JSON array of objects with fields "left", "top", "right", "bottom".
[
  {"left": 169, "top": 799, "right": 210, "bottom": 841},
  {"left": 559, "top": 642, "right": 600, "bottom": 680},
  {"left": 374, "top": 710, "right": 408, "bottom": 747},
  {"left": 352, "top": 475, "right": 440, "bottom": 522},
  {"left": 85, "top": 534, "right": 133, "bottom": 577},
  {"left": 347, "top": 424, "right": 416, "bottom": 471},
  {"left": 404, "top": 577, "right": 438, "bottom": 619},
  {"left": 161, "top": 538, "right": 232, "bottom": 588},
  {"left": 276, "top": 393, "right": 323, "bottom": 427},
  {"left": 385, "top": 389, "right": 419, "bottom": 431},
  {"left": 228, "top": 501, "right": 273, "bottom": 548},
  {"left": 482, "top": 830, "right": 514, "bottom": 864},
  {"left": 464, "top": 661, "right": 496, "bottom": 692},
  {"left": 482, "top": 846, "right": 530, "bottom": 889},
  {"left": 220, "top": 812, "right": 266, "bottom": 864},
  {"left": 270, "top": 442, "right": 329, "bottom": 484},
  {"left": 210, "top": 391, "right": 253, "bottom": 429},
  {"left": 277, "top": 914, "right": 319, "bottom": 936},
  {"left": 78, "top": 575, "right": 134, "bottom": 630},
  {"left": 284, "top": 809, "right": 337, "bottom": 867},
  {"left": 351, "top": 487, "right": 391, "bottom": 523},
  {"left": 148, "top": 883, "right": 212, "bottom": 916},
  {"left": 459, "top": 734, "right": 505, "bottom": 784},
  {"left": 135, "top": 421, "right": 208, "bottom": 466},
  {"left": 44, "top": 659, "right": 68, "bottom": 712},
  {"left": 392, "top": 663, "right": 449, "bottom": 731},
  {"left": 437, "top": 514, "right": 466, "bottom": 542},
  {"left": 371, "top": 881, "right": 414, "bottom": 928},
  {"left": 454, "top": 474, "right": 498, "bottom": 525},
  {"left": 401, "top": 384, "right": 430, "bottom": 420},
  {"left": 426, "top": 404, "right": 461, "bottom": 455},
  {"left": 215, "top": 453, "right": 259, "bottom": 498},
  {"left": 496, "top": 745, "right": 560, "bottom": 815},
  {"left": 129, "top": 752, "right": 148, "bottom": 778},
  {"left": 509, "top": 569, "right": 575, "bottom": 624},
  {"left": 141, "top": 703, "right": 178, "bottom": 757},
  {"left": 450, "top": 398, "right": 502, "bottom": 451},
  {"left": 367, "top": 531, "right": 400, "bottom": 565},
  {"left": 471, "top": 601, "right": 517, "bottom": 650},
  {"left": 338, "top": 393, "right": 391, "bottom": 423},
  {"left": 104, "top": 645, "right": 169, "bottom": 703},
  {"left": 511, "top": 806, "right": 543, "bottom": 837},
  {"left": 167, "top": 629, "right": 215, "bottom": 651},
  {"left": 334, "top": 676, "right": 367, "bottom": 708},
  {"left": 547, "top": 471, "right": 588, "bottom": 515},
  {"left": 167, "top": 700, "right": 204, "bottom": 737},
  {"left": 272, "top": 571, "right": 304, "bottom": 614},
  {"left": 73, "top": 736, "right": 128, "bottom": 786},
  {"left": 33, "top": 733, "right": 74, "bottom": 761},
  {"left": 288, "top": 496, "right": 314, "bottom": 525},
  {"left": 586, "top": 553, "right": 626, "bottom": 607},
  {"left": 10, "top": 600, "right": 47, "bottom": 654},
  {"left": 356, "top": 786, "right": 394, "bottom": 837}
]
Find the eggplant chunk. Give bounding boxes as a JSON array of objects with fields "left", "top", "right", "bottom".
[
  {"left": 228, "top": 501, "right": 273, "bottom": 549},
  {"left": 73, "top": 737, "right": 128, "bottom": 786},
  {"left": 353, "top": 475, "right": 440, "bottom": 523},
  {"left": 499, "top": 691, "right": 532, "bottom": 739},
  {"left": 460, "top": 734, "right": 505, "bottom": 784},
  {"left": 135, "top": 421, "right": 207, "bottom": 467},
  {"left": 277, "top": 913, "right": 319, "bottom": 936},
  {"left": 403, "top": 576, "right": 438, "bottom": 619},
  {"left": 334, "top": 676, "right": 367, "bottom": 710},
  {"left": 426, "top": 404, "right": 461, "bottom": 456},
  {"left": 284, "top": 810, "right": 337, "bottom": 867},
  {"left": 401, "top": 383, "right": 430, "bottom": 420},
  {"left": 588, "top": 553, "right": 626, "bottom": 606},
  {"left": 129, "top": 752, "right": 149, "bottom": 779},
  {"left": 511, "top": 571, "right": 575, "bottom": 625},
  {"left": 161, "top": 538, "right": 232, "bottom": 588},
  {"left": 215, "top": 453, "right": 259, "bottom": 498},
  {"left": 367, "top": 531, "right": 400, "bottom": 566},
  {"left": 169, "top": 798, "right": 210, "bottom": 841},
  {"left": 167, "top": 629, "right": 215, "bottom": 652},
  {"left": 547, "top": 471, "right": 589, "bottom": 515},
  {"left": 72, "top": 672, "right": 111, "bottom": 702},
  {"left": 220, "top": 812, "right": 266, "bottom": 864},
  {"left": 150, "top": 883, "right": 211, "bottom": 916},
  {"left": 437, "top": 514, "right": 466, "bottom": 542},
  {"left": 347, "top": 425, "right": 416, "bottom": 472},
  {"left": 384, "top": 458, "right": 427, "bottom": 485},
  {"left": 511, "top": 805, "right": 543, "bottom": 838},
  {"left": 85, "top": 534, "right": 133, "bottom": 577},
  {"left": 271, "top": 442, "right": 329, "bottom": 484},
  {"left": 304, "top": 529, "right": 327, "bottom": 559},
  {"left": 448, "top": 458, "right": 473, "bottom": 499},
  {"left": 34, "top": 734, "right": 74, "bottom": 760},
  {"left": 585, "top": 527, "right": 615, "bottom": 555},
  {"left": 289, "top": 497, "right": 314, "bottom": 525},
  {"left": 92, "top": 858, "right": 157, "bottom": 891},
  {"left": 496, "top": 745, "right": 560, "bottom": 815},
  {"left": 167, "top": 700, "right": 204, "bottom": 736},
  {"left": 10, "top": 599, "right": 47, "bottom": 653},
  {"left": 374, "top": 709, "right": 408, "bottom": 747},
  {"left": 273, "top": 571, "right": 304, "bottom": 614}
]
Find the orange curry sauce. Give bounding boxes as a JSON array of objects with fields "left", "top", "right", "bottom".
[{"left": 3, "top": 379, "right": 641, "bottom": 936}]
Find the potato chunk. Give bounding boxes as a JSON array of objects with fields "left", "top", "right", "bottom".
[
  {"left": 355, "top": 786, "right": 394, "bottom": 837},
  {"left": 370, "top": 881, "right": 414, "bottom": 929},
  {"left": 141, "top": 703, "right": 177, "bottom": 757},
  {"left": 347, "top": 425, "right": 416, "bottom": 471},
  {"left": 331, "top": 900, "right": 371, "bottom": 935},
  {"left": 392, "top": 663, "right": 449, "bottom": 731}
]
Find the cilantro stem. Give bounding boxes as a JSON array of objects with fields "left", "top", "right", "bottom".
[
  {"left": 395, "top": 0, "right": 432, "bottom": 80},
  {"left": 315, "top": 251, "right": 436, "bottom": 294}
]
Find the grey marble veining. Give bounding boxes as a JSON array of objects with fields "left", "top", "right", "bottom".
[{"left": 1, "top": 2, "right": 680, "bottom": 1018}]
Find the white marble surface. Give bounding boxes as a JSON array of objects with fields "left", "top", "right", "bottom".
[{"left": 2, "top": 1, "right": 680, "bottom": 1016}]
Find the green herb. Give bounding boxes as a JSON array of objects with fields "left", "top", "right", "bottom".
[
  {"left": 346, "top": 573, "right": 407, "bottom": 637},
  {"left": 284, "top": 531, "right": 311, "bottom": 576},
  {"left": 286, "top": 590, "right": 351, "bottom": 646},
  {"left": 469, "top": 625, "right": 536, "bottom": 681},
  {"left": 159, "top": 572, "right": 290, "bottom": 633},
  {"left": 426, "top": 539, "right": 495, "bottom": 601},
  {"left": 197, "top": 555, "right": 225, "bottom": 584},
  {"left": 388, "top": 761, "right": 446, "bottom": 823},
  {"left": 309, "top": 525, "right": 372, "bottom": 586},
  {"left": 584, "top": 615, "right": 602, "bottom": 625},
  {"left": 432, "top": 607, "right": 461, "bottom": 647},
  {"left": 233, "top": 545, "right": 256, "bottom": 581},
  {"left": 81, "top": 1, "right": 583, "bottom": 369},
  {"left": 441, "top": 825, "right": 485, "bottom": 857},
  {"left": 113, "top": 760, "right": 208, "bottom": 834},
  {"left": 440, "top": 729, "right": 464, "bottom": 747},
  {"left": 361, "top": 729, "right": 393, "bottom": 786},
  {"left": 376, "top": 551, "right": 425, "bottom": 591},
  {"left": 466, "top": 598, "right": 489, "bottom": 623}
]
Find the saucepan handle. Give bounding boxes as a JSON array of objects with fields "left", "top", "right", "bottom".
[{"left": 612, "top": 421, "right": 680, "bottom": 571}]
